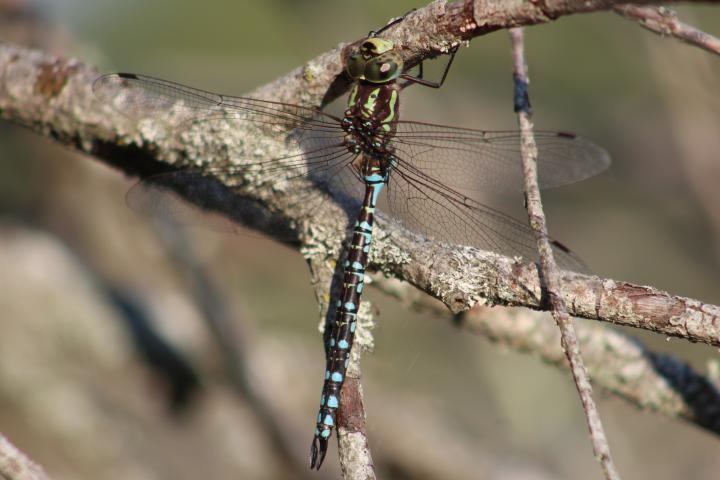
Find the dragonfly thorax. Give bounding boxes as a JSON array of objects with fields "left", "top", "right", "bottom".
[
  {"left": 342, "top": 81, "right": 400, "bottom": 168},
  {"left": 343, "top": 114, "right": 396, "bottom": 172}
]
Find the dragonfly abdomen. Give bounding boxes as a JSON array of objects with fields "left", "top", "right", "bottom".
[{"left": 310, "top": 171, "right": 386, "bottom": 469}]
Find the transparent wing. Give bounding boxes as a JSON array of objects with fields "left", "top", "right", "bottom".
[
  {"left": 385, "top": 153, "right": 587, "bottom": 272},
  {"left": 125, "top": 171, "right": 284, "bottom": 235},
  {"left": 391, "top": 121, "right": 610, "bottom": 194},
  {"left": 121, "top": 145, "right": 362, "bottom": 239},
  {"left": 93, "top": 72, "right": 343, "bottom": 134},
  {"left": 95, "top": 73, "right": 601, "bottom": 267},
  {"left": 94, "top": 73, "right": 365, "bottom": 233}
]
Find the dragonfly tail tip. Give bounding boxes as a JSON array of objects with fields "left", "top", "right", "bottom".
[{"left": 309, "top": 436, "right": 328, "bottom": 470}]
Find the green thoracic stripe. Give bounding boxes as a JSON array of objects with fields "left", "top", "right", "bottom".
[
  {"left": 384, "top": 89, "right": 397, "bottom": 123},
  {"left": 362, "top": 87, "right": 380, "bottom": 116},
  {"left": 348, "top": 85, "right": 358, "bottom": 107}
]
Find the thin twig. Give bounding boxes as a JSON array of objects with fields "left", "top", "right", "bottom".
[
  {"left": 509, "top": 28, "right": 620, "bottom": 480},
  {"left": 0, "top": 434, "right": 50, "bottom": 480},
  {"left": 614, "top": 5, "right": 720, "bottom": 56}
]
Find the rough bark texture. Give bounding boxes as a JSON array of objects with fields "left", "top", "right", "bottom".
[
  {"left": 1, "top": 0, "right": 720, "bottom": 476},
  {"left": 1, "top": 9, "right": 720, "bottom": 347}
]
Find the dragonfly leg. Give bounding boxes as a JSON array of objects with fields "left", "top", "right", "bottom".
[
  {"left": 369, "top": 8, "right": 417, "bottom": 37},
  {"left": 400, "top": 44, "right": 459, "bottom": 89}
]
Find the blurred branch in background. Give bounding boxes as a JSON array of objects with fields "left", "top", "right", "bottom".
[
  {"left": 0, "top": 433, "right": 49, "bottom": 480},
  {"left": 371, "top": 275, "right": 720, "bottom": 437},
  {"left": 0, "top": 0, "right": 45, "bottom": 48},
  {"left": 642, "top": 14, "right": 720, "bottom": 264},
  {"left": 150, "top": 219, "right": 319, "bottom": 479}
]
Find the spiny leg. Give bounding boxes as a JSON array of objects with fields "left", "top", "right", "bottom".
[
  {"left": 369, "top": 8, "right": 417, "bottom": 38},
  {"left": 400, "top": 44, "right": 459, "bottom": 89}
]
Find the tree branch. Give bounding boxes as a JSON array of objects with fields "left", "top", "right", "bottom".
[
  {"left": 2, "top": 1, "right": 720, "bottom": 472},
  {"left": 614, "top": 5, "right": 720, "bottom": 56},
  {"left": 1, "top": 6, "right": 720, "bottom": 345},
  {"left": 0, "top": 434, "right": 50, "bottom": 480},
  {"left": 372, "top": 273, "right": 720, "bottom": 437},
  {"left": 510, "top": 27, "right": 619, "bottom": 479}
]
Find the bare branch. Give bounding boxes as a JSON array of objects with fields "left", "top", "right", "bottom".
[
  {"left": 152, "top": 222, "right": 312, "bottom": 477},
  {"left": 184, "top": 0, "right": 720, "bottom": 110},
  {"left": 510, "top": 26, "right": 619, "bottom": 479},
  {"left": 614, "top": 5, "right": 720, "bottom": 56},
  {"left": 0, "top": 37, "right": 719, "bottom": 345},
  {"left": 2, "top": 1, "right": 719, "bottom": 472},
  {"left": 0, "top": 434, "right": 50, "bottom": 480}
]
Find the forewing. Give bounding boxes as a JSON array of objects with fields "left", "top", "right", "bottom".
[
  {"left": 94, "top": 73, "right": 365, "bottom": 234},
  {"left": 391, "top": 121, "right": 610, "bottom": 194},
  {"left": 93, "top": 72, "right": 343, "bottom": 134}
]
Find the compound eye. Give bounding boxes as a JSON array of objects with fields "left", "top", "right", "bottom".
[
  {"left": 364, "top": 56, "right": 401, "bottom": 83},
  {"left": 346, "top": 53, "right": 366, "bottom": 79}
]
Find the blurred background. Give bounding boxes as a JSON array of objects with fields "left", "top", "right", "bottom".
[{"left": 1, "top": 1, "right": 719, "bottom": 479}]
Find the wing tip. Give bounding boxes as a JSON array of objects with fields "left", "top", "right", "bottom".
[
  {"left": 550, "top": 239, "right": 571, "bottom": 254},
  {"left": 556, "top": 131, "right": 577, "bottom": 139}
]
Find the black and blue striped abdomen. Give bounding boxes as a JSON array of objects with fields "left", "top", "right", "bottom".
[
  {"left": 310, "top": 169, "right": 386, "bottom": 468},
  {"left": 310, "top": 80, "right": 399, "bottom": 469}
]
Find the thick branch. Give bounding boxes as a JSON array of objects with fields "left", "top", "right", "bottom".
[
  {"left": 1, "top": 39, "right": 719, "bottom": 347},
  {"left": 2, "top": 1, "right": 720, "bottom": 346}
]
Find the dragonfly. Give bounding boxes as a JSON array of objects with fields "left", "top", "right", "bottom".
[{"left": 93, "top": 30, "right": 610, "bottom": 470}]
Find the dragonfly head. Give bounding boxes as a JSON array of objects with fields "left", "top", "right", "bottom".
[{"left": 346, "top": 37, "right": 403, "bottom": 84}]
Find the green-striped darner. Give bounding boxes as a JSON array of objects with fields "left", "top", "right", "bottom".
[{"left": 93, "top": 32, "right": 610, "bottom": 470}]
